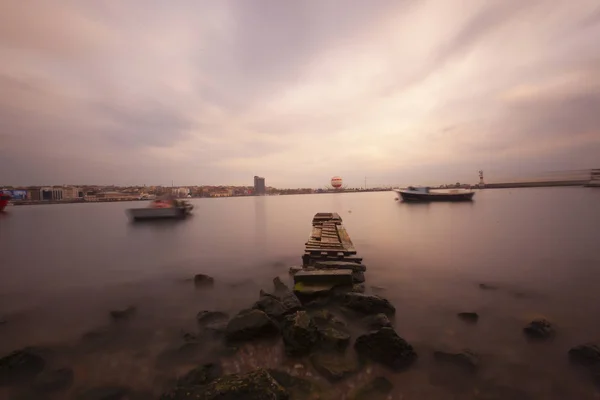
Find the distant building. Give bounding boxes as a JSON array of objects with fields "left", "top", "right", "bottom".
[{"left": 254, "top": 176, "right": 266, "bottom": 196}]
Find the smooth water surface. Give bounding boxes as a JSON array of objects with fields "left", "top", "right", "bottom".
[{"left": 1, "top": 188, "right": 600, "bottom": 398}]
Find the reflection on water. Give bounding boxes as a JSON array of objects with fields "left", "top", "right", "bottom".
[{"left": 1, "top": 188, "right": 600, "bottom": 398}]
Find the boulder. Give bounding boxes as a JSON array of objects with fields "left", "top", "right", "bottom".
[
  {"left": 457, "top": 312, "right": 479, "bottom": 323},
  {"left": 0, "top": 347, "right": 46, "bottom": 386},
  {"left": 273, "top": 277, "right": 290, "bottom": 293},
  {"left": 253, "top": 292, "right": 297, "bottom": 321},
  {"left": 281, "top": 311, "right": 318, "bottom": 356},
  {"left": 433, "top": 349, "right": 479, "bottom": 371},
  {"left": 362, "top": 313, "right": 392, "bottom": 331},
  {"left": 310, "top": 352, "right": 360, "bottom": 382},
  {"left": 177, "top": 363, "right": 222, "bottom": 387},
  {"left": 225, "top": 310, "right": 279, "bottom": 342},
  {"left": 32, "top": 367, "right": 74, "bottom": 392},
  {"left": 352, "top": 271, "right": 365, "bottom": 283},
  {"left": 350, "top": 376, "right": 393, "bottom": 400},
  {"left": 523, "top": 319, "right": 554, "bottom": 339},
  {"left": 343, "top": 293, "right": 395, "bottom": 316},
  {"left": 160, "top": 368, "right": 289, "bottom": 400},
  {"left": 568, "top": 343, "right": 600, "bottom": 366},
  {"left": 267, "top": 369, "right": 323, "bottom": 400},
  {"left": 109, "top": 306, "right": 136, "bottom": 320},
  {"left": 197, "top": 311, "right": 229, "bottom": 327},
  {"left": 318, "top": 327, "right": 350, "bottom": 350},
  {"left": 351, "top": 284, "right": 366, "bottom": 293},
  {"left": 194, "top": 274, "right": 214, "bottom": 287},
  {"left": 75, "top": 386, "right": 131, "bottom": 400},
  {"left": 354, "top": 328, "right": 417, "bottom": 370},
  {"left": 310, "top": 309, "right": 346, "bottom": 328}
]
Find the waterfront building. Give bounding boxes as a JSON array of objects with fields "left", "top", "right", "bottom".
[{"left": 254, "top": 176, "right": 266, "bottom": 196}]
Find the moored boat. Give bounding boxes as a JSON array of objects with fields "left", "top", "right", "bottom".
[
  {"left": 394, "top": 186, "right": 475, "bottom": 202},
  {"left": 127, "top": 196, "right": 193, "bottom": 221},
  {"left": 0, "top": 192, "right": 11, "bottom": 212}
]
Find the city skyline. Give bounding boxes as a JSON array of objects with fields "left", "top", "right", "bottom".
[{"left": 1, "top": 1, "right": 599, "bottom": 187}]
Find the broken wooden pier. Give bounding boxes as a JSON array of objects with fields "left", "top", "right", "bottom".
[{"left": 294, "top": 213, "right": 366, "bottom": 295}]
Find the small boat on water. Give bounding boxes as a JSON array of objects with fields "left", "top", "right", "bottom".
[
  {"left": 127, "top": 196, "right": 193, "bottom": 221},
  {"left": 394, "top": 186, "right": 475, "bottom": 202},
  {"left": 0, "top": 192, "right": 11, "bottom": 212}
]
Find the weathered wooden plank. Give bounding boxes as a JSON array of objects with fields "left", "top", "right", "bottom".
[{"left": 336, "top": 225, "right": 355, "bottom": 252}]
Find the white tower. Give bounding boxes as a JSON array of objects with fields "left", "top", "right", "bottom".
[{"left": 478, "top": 170, "right": 485, "bottom": 188}]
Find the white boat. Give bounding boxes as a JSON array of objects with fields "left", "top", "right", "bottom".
[
  {"left": 127, "top": 197, "right": 193, "bottom": 221},
  {"left": 394, "top": 186, "right": 475, "bottom": 202}
]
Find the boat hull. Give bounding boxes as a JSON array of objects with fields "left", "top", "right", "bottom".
[
  {"left": 395, "top": 190, "right": 474, "bottom": 202},
  {"left": 127, "top": 206, "right": 192, "bottom": 220}
]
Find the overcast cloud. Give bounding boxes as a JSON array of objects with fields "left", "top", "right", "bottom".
[{"left": 1, "top": 0, "right": 599, "bottom": 187}]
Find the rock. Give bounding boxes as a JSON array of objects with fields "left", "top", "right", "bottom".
[
  {"left": 160, "top": 368, "right": 289, "bottom": 400},
  {"left": 352, "top": 271, "right": 365, "bottom": 283},
  {"left": 225, "top": 309, "right": 279, "bottom": 342},
  {"left": 311, "top": 309, "right": 346, "bottom": 328},
  {"left": 253, "top": 294, "right": 290, "bottom": 321},
  {"left": 523, "top": 319, "right": 554, "bottom": 339},
  {"left": 273, "top": 277, "right": 290, "bottom": 292},
  {"left": 354, "top": 327, "right": 417, "bottom": 370},
  {"left": 282, "top": 311, "right": 318, "bottom": 356},
  {"left": 568, "top": 343, "right": 600, "bottom": 365},
  {"left": 303, "top": 297, "right": 330, "bottom": 309},
  {"left": 479, "top": 283, "right": 498, "bottom": 290},
  {"left": 181, "top": 331, "right": 202, "bottom": 343},
  {"left": 177, "top": 363, "right": 222, "bottom": 387},
  {"left": 289, "top": 266, "right": 303, "bottom": 275},
  {"left": 314, "top": 261, "right": 367, "bottom": 272},
  {"left": 75, "top": 386, "right": 131, "bottom": 400},
  {"left": 310, "top": 352, "right": 360, "bottom": 382},
  {"left": 318, "top": 326, "right": 350, "bottom": 350},
  {"left": 351, "top": 376, "right": 393, "bottom": 400},
  {"left": 109, "top": 306, "right": 136, "bottom": 320},
  {"left": 267, "top": 369, "right": 322, "bottom": 400},
  {"left": 434, "top": 349, "right": 479, "bottom": 371},
  {"left": 343, "top": 293, "right": 395, "bottom": 316},
  {"left": 457, "top": 312, "right": 479, "bottom": 323},
  {"left": 351, "top": 284, "right": 366, "bottom": 293},
  {"left": 194, "top": 274, "right": 214, "bottom": 287},
  {"left": 0, "top": 347, "right": 46, "bottom": 386},
  {"left": 197, "top": 311, "right": 229, "bottom": 330},
  {"left": 362, "top": 313, "right": 392, "bottom": 330},
  {"left": 32, "top": 367, "right": 74, "bottom": 392}
]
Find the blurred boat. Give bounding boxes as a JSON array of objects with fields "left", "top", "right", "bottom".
[
  {"left": 394, "top": 186, "right": 475, "bottom": 202},
  {"left": 127, "top": 196, "right": 193, "bottom": 221},
  {"left": 0, "top": 192, "right": 11, "bottom": 212}
]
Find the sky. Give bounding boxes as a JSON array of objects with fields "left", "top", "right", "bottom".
[{"left": 0, "top": 0, "right": 599, "bottom": 188}]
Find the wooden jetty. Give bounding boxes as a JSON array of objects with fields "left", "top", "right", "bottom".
[
  {"left": 302, "top": 212, "right": 362, "bottom": 266},
  {"left": 295, "top": 213, "right": 366, "bottom": 295}
]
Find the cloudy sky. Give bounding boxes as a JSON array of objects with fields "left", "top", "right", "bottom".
[{"left": 1, "top": 0, "right": 599, "bottom": 188}]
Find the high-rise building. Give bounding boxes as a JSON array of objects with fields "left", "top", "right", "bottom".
[{"left": 254, "top": 176, "right": 266, "bottom": 195}]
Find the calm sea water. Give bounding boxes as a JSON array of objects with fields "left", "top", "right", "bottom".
[{"left": 1, "top": 188, "right": 600, "bottom": 399}]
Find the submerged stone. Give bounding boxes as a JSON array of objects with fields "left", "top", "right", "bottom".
[
  {"left": 267, "top": 369, "right": 322, "bottom": 400},
  {"left": 109, "top": 306, "right": 136, "bottom": 320},
  {"left": 354, "top": 328, "right": 417, "bottom": 370},
  {"left": 457, "top": 312, "right": 479, "bottom": 323},
  {"left": 343, "top": 293, "right": 395, "bottom": 316},
  {"left": 0, "top": 347, "right": 46, "bottom": 386},
  {"left": 434, "top": 349, "right": 479, "bottom": 371},
  {"left": 523, "top": 319, "right": 554, "bottom": 339},
  {"left": 318, "top": 326, "right": 350, "bottom": 350},
  {"left": 194, "top": 274, "right": 215, "bottom": 287},
  {"left": 569, "top": 343, "right": 600, "bottom": 365}
]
